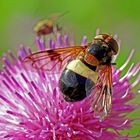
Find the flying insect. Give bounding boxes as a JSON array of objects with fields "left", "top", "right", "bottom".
[
  {"left": 24, "top": 34, "right": 118, "bottom": 119},
  {"left": 34, "top": 12, "right": 68, "bottom": 37}
]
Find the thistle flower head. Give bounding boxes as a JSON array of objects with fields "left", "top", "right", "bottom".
[{"left": 0, "top": 34, "right": 140, "bottom": 140}]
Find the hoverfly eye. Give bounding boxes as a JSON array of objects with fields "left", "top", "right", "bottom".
[
  {"left": 102, "top": 45, "right": 111, "bottom": 52},
  {"left": 88, "top": 44, "right": 97, "bottom": 54},
  {"left": 88, "top": 44, "right": 108, "bottom": 61},
  {"left": 102, "top": 46, "right": 107, "bottom": 50}
]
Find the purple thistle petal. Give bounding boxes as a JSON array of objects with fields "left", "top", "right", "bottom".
[
  {"left": 81, "top": 36, "right": 87, "bottom": 46},
  {"left": 63, "top": 35, "right": 69, "bottom": 48},
  {"left": 56, "top": 34, "right": 63, "bottom": 48},
  {"left": 35, "top": 37, "right": 46, "bottom": 51}
]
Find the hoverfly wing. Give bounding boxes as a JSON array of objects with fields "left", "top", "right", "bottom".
[
  {"left": 90, "top": 65, "right": 112, "bottom": 120},
  {"left": 23, "top": 46, "right": 86, "bottom": 73},
  {"left": 48, "top": 11, "right": 69, "bottom": 21}
]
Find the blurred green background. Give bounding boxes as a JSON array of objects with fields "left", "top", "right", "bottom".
[{"left": 0, "top": 0, "right": 139, "bottom": 139}]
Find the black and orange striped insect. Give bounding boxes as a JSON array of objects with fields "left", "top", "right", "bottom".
[{"left": 24, "top": 34, "right": 118, "bottom": 119}]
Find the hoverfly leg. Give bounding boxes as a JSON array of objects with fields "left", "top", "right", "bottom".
[{"left": 53, "top": 24, "right": 62, "bottom": 38}]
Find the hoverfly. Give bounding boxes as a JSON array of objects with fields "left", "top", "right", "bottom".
[
  {"left": 24, "top": 34, "right": 118, "bottom": 120},
  {"left": 34, "top": 11, "right": 68, "bottom": 37}
]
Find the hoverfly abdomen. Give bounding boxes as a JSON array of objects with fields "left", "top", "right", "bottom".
[{"left": 59, "top": 59, "right": 98, "bottom": 102}]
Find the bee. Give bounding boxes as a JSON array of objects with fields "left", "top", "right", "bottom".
[
  {"left": 34, "top": 12, "right": 68, "bottom": 37},
  {"left": 24, "top": 34, "right": 118, "bottom": 119}
]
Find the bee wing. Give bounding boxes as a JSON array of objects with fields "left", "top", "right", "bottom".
[
  {"left": 23, "top": 46, "right": 86, "bottom": 73},
  {"left": 90, "top": 65, "right": 112, "bottom": 120}
]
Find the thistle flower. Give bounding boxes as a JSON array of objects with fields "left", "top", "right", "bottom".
[{"left": 0, "top": 34, "right": 140, "bottom": 140}]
